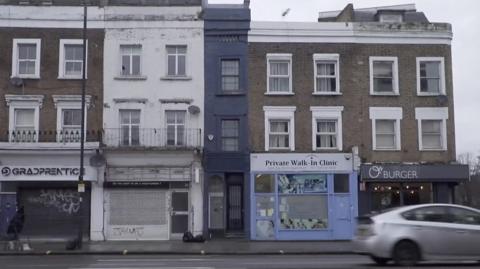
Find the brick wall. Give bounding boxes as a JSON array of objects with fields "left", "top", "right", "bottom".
[{"left": 248, "top": 42, "right": 456, "bottom": 163}]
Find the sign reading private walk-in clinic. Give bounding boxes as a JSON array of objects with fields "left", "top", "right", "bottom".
[
  {"left": 0, "top": 165, "right": 95, "bottom": 181},
  {"left": 250, "top": 153, "right": 353, "bottom": 172}
]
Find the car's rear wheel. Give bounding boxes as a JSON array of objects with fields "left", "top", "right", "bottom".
[
  {"left": 370, "top": 256, "right": 389, "bottom": 265},
  {"left": 393, "top": 240, "right": 420, "bottom": 266}
]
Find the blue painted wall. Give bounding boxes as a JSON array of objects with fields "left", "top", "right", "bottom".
[{"left": 203, "top": 4, "right": 251, "bottom": 237}]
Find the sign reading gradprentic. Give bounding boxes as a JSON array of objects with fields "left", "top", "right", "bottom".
[
  {"left": 0, "top": 166, "right": 96, "bottom": 181},
  {"left": 250, "top": 153, "right": 353, "bottom": 172}
]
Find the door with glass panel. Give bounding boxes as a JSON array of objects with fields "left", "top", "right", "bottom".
[
  {"left": 13, "top": 108, "right": 36, "bottom": 142},
  {"left": 254, "top": 174, "right": 275, "bottom": 240},
  {"left": 165, "top": 111, "right": 186, "bottom": 147},
  {"left": 170, "top": 191, "right": 189, "bottom": 237},
  {"left": 119, "top": 110, "right": 140, "bottom": 146}
]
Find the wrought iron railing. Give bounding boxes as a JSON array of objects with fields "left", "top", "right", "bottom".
[
  {"left": 2, "top": 130, "right": 102, "bottom": 143},
  {"left": 103, "top": 128, "right": 202, "bottom": 149}
]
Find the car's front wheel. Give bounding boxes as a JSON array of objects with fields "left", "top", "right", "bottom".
[
  {"left": 370, "top": 255, "right": 389, "bottom": 265},
  {"left": 393, "top": 240, "right": 420, "bottom": 266}
]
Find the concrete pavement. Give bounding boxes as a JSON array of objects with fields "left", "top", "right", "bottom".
[{"left": 0, "top": 239, "right": 354, "bottom": 256}]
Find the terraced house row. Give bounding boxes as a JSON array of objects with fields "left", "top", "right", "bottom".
[{"left": 0, "top": 0, "right": 468, "bottom": 242}]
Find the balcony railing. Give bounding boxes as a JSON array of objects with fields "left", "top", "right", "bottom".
[
  {"left": 1, "top": 130, "right": 102, "bottom": 143},
  {"left": 103, "top": 128, "right": 202, "bottom": 149}
]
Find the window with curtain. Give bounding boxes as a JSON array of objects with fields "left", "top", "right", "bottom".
[
  {"left": 119, "top": 110, "right": 140, "bottom": 146},
  {"left": 221, "top": 119, "right": 239, "bottom": 151},
  {"left": 316, "top": 120, "right": 337, "bottom": 149},
  {"left": 62, "top": 109, "right": 82, "bottom": 142},
  {"left": 268, "top": 60, "right": 290, "bottom": 93},
  {"left": 120, "top": 45, "right": 141, "bottom": 76},
  {"left": 372, "top": 60, "right": 394, "bottom": 93},
  {"left": 315, "top": 61, "right": 337, "bottom": 93},
  {"left": 166, "top": 45, "right": 187, "bottom": 76},
  {"left": 64, "top": 44, "right": 83, "bottom": 77},
  {"left": 166, "top": 111, "right": 186, "bottom": 146},
  {"left": 14, "top": 109, "right": 35, "bottom": 133},
  {"left": 375, "top": 119, "right": 396, "bottom": 149},
  {"left": 419, "top": 61, "right": 441, "bottom": 93},
  {"left": 269, "top": 120, "right": 289, "bottom": 149},
  {"left": 221, "top": 59, "right": 240, "bottom": 92},
  {"left": 18, "top": 44, "right": 37, "bottom": 76},
  {"left": 421, "top": 120, "right": 442, "bottom": 149}
]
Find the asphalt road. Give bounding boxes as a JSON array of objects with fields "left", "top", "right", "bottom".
[{"left": 1, "top": 255, "right": 480, "bottom": 269}]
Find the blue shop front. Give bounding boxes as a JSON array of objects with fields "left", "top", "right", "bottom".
[{"left": 250, "top": 153, "right": 358, "bottom": 240}]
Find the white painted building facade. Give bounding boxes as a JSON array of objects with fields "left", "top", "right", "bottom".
[{"left": 101, "top": 6, "right": 205, "bottom": 241}]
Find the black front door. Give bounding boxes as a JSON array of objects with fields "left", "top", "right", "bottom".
[{"left": 227, "top": 183, "right": 243, "bottom": 231}]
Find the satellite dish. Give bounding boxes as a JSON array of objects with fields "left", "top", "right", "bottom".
[
  {"left": 188, "top": 105, "right": 200, "bottom": 115},
  {"left": 10, "top": 77, "right": 24, "bottom": 87},
  {"left": 89, "top": 153, "right": 106, "bottom": 167}
]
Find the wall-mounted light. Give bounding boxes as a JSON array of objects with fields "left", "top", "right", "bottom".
[
  {"left": 194, "top": 167, "right": 200, "bottom": 184},
  {"left": 207, "top": 134, "right": 214, "bottom": 141}
]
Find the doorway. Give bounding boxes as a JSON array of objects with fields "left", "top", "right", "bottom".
[
  {"left": 226, "top": 174, "right": 244, "bottom": 233},
  {"left": 170, "top": 191, "right": 189, "bottom": 236},
  {"left": 0, "top": 193, "right": 17, "bottom": 238}
]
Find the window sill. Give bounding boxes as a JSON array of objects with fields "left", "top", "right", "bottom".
[
  {"left": 373, "top": 149, "right": 402, "bottom": 151},
  {"left": 314, "top": 148, "right": 341, "bottom": 151},
  {"left": 419, "top": 148, "right": 447, "bottom": 152},
  {"left": 11, "top": 75, "right": 40, "bottom": 80},
  {"left": 267, "top": 148, "right": 294, "bottom": 151},
  {"left": 216, "top": 91, "right": 246, "bottom": 96},
  {"left": 370, "top": 92, "right": 400, "bottom": 96},
  {"left": 264, "top": 92, "right": 295, "bottom": 96},
  {"left": 114, "top": 76, "right": 148, "bottom": 81},
  {"left": 58, "top": 76, "right": 86, "bottom": 80},
  {"left": 160, "top": 76, "right": 192, "bottom": 81},
  {"left": 417, "top": 92, "right": 446, "bottom": 97},
  {"left": 312, "top": 92, "right": 342, "bottom": 96}
]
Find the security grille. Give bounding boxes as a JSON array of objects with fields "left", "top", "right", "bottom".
[{"left": 108, "top": 190, "right": 166, "bottom": 226}]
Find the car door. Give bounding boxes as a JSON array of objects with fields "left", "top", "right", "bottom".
[
  {"left": 447, "top": 206, "right": 480, "bottom": 258},
  {"left": 402, "top": 206, "right": 452, "bottom": 257}
]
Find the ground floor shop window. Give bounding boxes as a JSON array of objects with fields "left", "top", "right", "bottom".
[
  {"left": 371, "top": 182, "right": 432, "bottom": 212},
  {"left": 279, "top": 195, "right": 328, "bottom": 229}
]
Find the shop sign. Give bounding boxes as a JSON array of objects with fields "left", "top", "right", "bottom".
[
  {"left": 250, "top": 153, "right": 353, "bottom": 172},
  {"left": 361, "top": 164, "right": 469, "bottom": 181},
  {"left": 0, "top": 165, "right": 96, "bottom": 181},
  {"left": 103, "top": 181, "right": 189, "bottom": 188}
]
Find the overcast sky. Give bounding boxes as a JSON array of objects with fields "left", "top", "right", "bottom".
[{"left": 210, "top": 0, "right": 480, "bottom": 157}]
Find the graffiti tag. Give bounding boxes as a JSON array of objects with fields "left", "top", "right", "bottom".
[
  {"left": 28, "top": 189, "right": 82, "bottom": 215},
  {"left": 112, "top": 226, "right": 145, "bottom": 237}
]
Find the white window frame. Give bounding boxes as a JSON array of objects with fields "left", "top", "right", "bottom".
[
  {"left": 119, "top": 109, "right": 141, "bottom": 146},
  {"left": 5, "top": 95, "right": 43, "bottom": 142},
  {"left": 119, "top": 44, "right": 142, "bottom": 77},
  {"left": 369, "top": 56, "right": 399, "bottom": 95},
  {"left": 313, "top": 54, "right": 340, "bottom": 95},
  {"left": 58, "top": 39, "right": 87, "bottom": 79},
  {"left": 53, "top": 95, "right": 91, "bottom": 143},
  {"left": 416, "top": 57, "right": 446, "bottom": 96},
  {"left": 263, "top": 106, "right": 296, "bottom": 151},
  {"left": 12, "top": 38, "right": 41, "bottom": 79},
  {"left": 415, "top": 107, "right": 448, "bottom": 151},
  {"left": 165, "top": 110, "right": 187, "bottom": 146},
  {"left": 369, "top": 107, "right": 403, "bottom": 151},
  {"left": 266, "top": 53, "right": 293, "bottom": 95},
  {"left": 166, "top": 45, "right": 187, "bottom": 77},
  {"left": 310, "top": 106, "right": 343, "bottom": 151}
]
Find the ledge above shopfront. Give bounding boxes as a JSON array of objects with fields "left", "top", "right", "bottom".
[{"left": 360, "top": 163, "right": 469, "bottom": 182}]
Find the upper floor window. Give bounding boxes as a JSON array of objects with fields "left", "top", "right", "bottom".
[
  {"left": 417, "top": 57, "right": 446, "bottom": 95},
  {"left": 264, "top": 106, "right": 296, "bottom": 151},
  {"left": 313, "top": 54, "right": 340, "bottom": 94},
  {"left": 370, "top": 107, "right": 403, "bottom": 151},
  {"left": 120, "top": 45, "right": 141, "bottom": 77},
  {"left": 59, "top": 39, "right": 87, "bottom": 79},
  {"left": 221, "top": 119, "right": 239, "bottom": 151},
  {"left": 415, "top": 107, "right": 448, "bottom": 151},
  {"left": 6, "top": 95, "right": 43, "bottom": 143},
  {"left": 221, "top": 59, "right": 240, "bottom": 92},
  {"left": 266, "top": 54, "right": 292, "bottom": 94},
  {"left": 12, "top": 39, "right": 41, "bottom": 79},
  {"left": 166, "top": 45, "right": 187, "bottom": 77},
  {"left": 369, "top": 56, "right": 399, "bottom": 95},
  {"left": 311, "top": 106, "right": 343, "bottom": 151},
  {"left": 120, "top": 109, "right": 140, "bottom": 146},
  {"left": 166, "top": 110, "right": 186, "bottom": 146},
  {"left": 53, "top": 95, "right": 91, "bottom": 143}
]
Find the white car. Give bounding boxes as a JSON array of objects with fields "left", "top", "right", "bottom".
[{"left": 353, "top": 203, "right": 480, "bottom": 266}]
